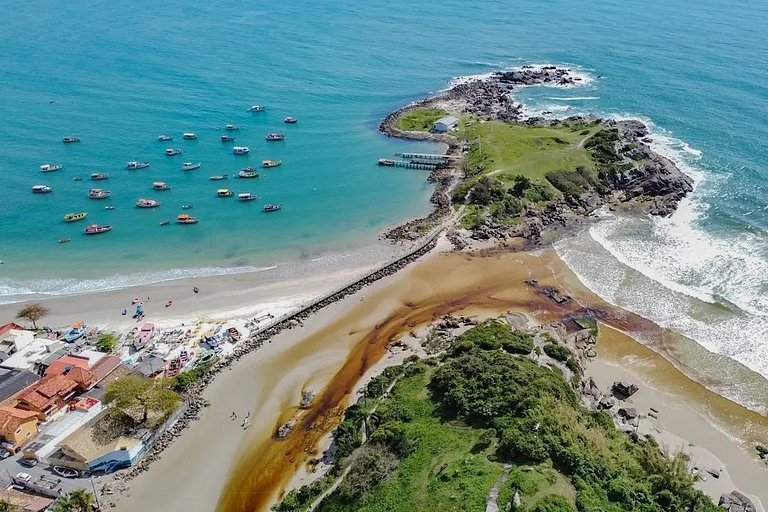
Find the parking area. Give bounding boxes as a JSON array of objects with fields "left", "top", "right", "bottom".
[{"left": 0, "top": 451, "right": 100, "bottom": 497}]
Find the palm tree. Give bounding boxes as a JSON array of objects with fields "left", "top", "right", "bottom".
[
  {"left": 0, "top": 499, "right": 19, "bottom": 512},
  {"left": 51, "top": 489, "right": 95, "bottom": 512}
]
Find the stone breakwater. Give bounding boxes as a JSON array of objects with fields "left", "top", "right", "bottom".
[{"left": 102, "top": 231, "right": 441, "bottom": 504}]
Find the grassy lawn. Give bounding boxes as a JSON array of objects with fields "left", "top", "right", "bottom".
[
  {"left": 319, "top": 370, "right": 504, "bottom": 512},
  {"left": 459, "top": 119, "right": 599, "bottom": 194},
  {"left": 497, "top": 463, "right": 577, "bottom": 510},
  {"left": 395, "top": 107, "right": 448, "bottom": 131}
]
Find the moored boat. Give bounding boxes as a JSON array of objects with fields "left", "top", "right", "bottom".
[
  {"left": 127, "top": 161, "right": 150, "bottom": 170},
  {"left": 210, "top": 174, "right": 228, "bottom": 181},
  {"left": 262, "top": 159, "right": 282, "bottom": 168},
  {"left": 181, "top": 204, "right": 193, "bottom": 209},
  {"left": 153, "top": 181, "right": 171, "bottom": 190},
  {"left": 265, "top": 132, "right": 285, "bottom": 141},
  {"left": 176, "top": 213, "right": 199, "bottom": 224},
  {"left": 238, "top": 168, "right": 259, "bottom": 179},
  {"left": 40, "top": 163, "right": 62, "bottom": 172},
  {"left": 88, "top": 188, "right": 111, "bottom": 199},
  {"left": 228, "top": 326, "right": 241, "bottom": 341},
  {"left": 238, "top": 193, "right": 259, "bottom": 201},
  {"left": 73, "top": 176, "right": 83, "bottom": 181},
  {"left": 220, "top": 135, "right": 235, "bottom": 142},
  {"left": 283, "top": 117, "right": 298, "bottom": 124},
  {"left": 182, "top": 162, "right": 202, "bottom": 171},
  {"left": 62, "top": 136, "right": 80, "bottom": 143},
  {"left": 165, "top": 148, "right": 182, "bottom": 156},
  {"left": 216, "top": 189, "right": 233, "bottom": 197},
  {"left": 263, "top": 204, "right": 281, "bottom": 212},
  {"left": 225, "top": 124, "right": 238, "bottom": 131},
  {"left": 248, "top": 105, "right": 264, "bottom": 112},
  {"left": 182, "top": 132, "right": 197, "bottom": 140},
  {"left": 63, "top": 322, "right": 86, "bottom": 342},
  {"left": 232, "top": 146, "right": 250, "bottom": 155},
  {"left": 136, "top": 198, "right": 160, "bottom": 208},
  {"left": 84, "top": 224, "right": 111, "bottom": 235},
  {"left": 64, "top": 212, "right": 87, "bottom": 222},
  {"left": 32, "top": 185, "right": 52, "bottom": 193},
  {"left": 160, "top": 220, "right": 170, "bottom": 226},
  {"left": 157, "top": 135, "right": 173, "bottom": 142},
  {"left": 105, "top": 205, "right": 115, "bottom": 210},
  {"left": 90, "top": 173, "right": 109, "bottom": 180}
]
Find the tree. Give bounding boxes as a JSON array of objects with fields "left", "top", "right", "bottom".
[
  {"left": 51, "top": 490, "right": 94, "bottom": 512},
  {"left": 104, "top": 375, "right": 180, "bottom": 423},
  {"left": 15, "top": 303, "right": 49, "bottom": 329},
  {"left": 0, "top": 499, "right": 18, "bottom": 512},
  {"left": 95, "top": 333, "right": 118, "bottom": 353}
]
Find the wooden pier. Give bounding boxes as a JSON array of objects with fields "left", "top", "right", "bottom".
[
  {"left": 377, "top": 158, "right": 440, "bottom": 170},
  {"left": 395, "top": 152, "right": 456, "bottom": 161}
]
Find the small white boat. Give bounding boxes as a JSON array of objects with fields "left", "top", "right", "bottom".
[
  {"left": 177, "top": 214, "right": 199, "bottom": 224},
  {"left": 157, "top": 135, "right": 173, "bottom": 142},
  {"left": 90, "top": 173, "right": 109, "bottom": 180},
  {"left": 248, "top": 105, "right": 264, "bottom": 112},
  {"left": 263, "top": 204, "right": 282, "bottom": 212},
  {"left": 220, "top": 135, "right": 235, "bottom": 142},
  {"left": 182, "top": 132, "right": 197, "bottom": 140},
  {"left": 233, "top": 146, "right": 250, "bottom": 155},
  {"left": 217, "top": 189, "right": 234, "bottom": 197},
  {"left": 238, "top": 193, "right": 259, "bottom": 201},
  {"left": 84, "top": 224, "right": 111, "bottom": 235},
  {"left": 225, "top": 124, "right": 239, "bottom": 131},
  {"left": 238, "top": 168, "right": 259, "bottom": 179},
  {"left": 127, "top": 161, "right": 150, "bottom": 170},
  {"left": 265, "top": 132, "right": 285, "bottom": 141},
  {"left": 182, "top": 162, "right": 202, "bottom": 171},
  {"left": 262, "top": 160, "right": 281, "bottom": 168},
  {"left": 165, "top": 148, "right": 182, "bottom": 156},
  {"left": 283, "top": 117, "right": 298, "bottom": 124},
  {"left": 136, "top": 198, "right": 160, "bottom": 208},
  {"left": 32, "top": 185, "right": 53, "bottom": 193},
  {"left": 88, "top": 188, "right": 111, "bottom": 199},
  {"left": 153, "top": 181, "right": 171, "bottom": 190},
  {"left": 40, "top": 163, "right": 62, "bottom": 172},
  {"left": 73, "top": 176, "right": 83, "bottom": 181},
  {"left": 210, "top": 174, "right": 228, "bottom": 181},
  {"left": 62, "top": 136, "right": 80, "bottom": 143}
]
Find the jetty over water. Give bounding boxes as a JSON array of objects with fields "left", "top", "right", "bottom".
[
  {"left": 377, "top": 158, "right": 442, "bottom": 170},
  {"left": 395, "top": 152, "right": 456, "bottom": 161}
]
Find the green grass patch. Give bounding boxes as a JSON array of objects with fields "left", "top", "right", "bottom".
[{"left": 395, "top": 107, "right": 448, "bottom": 132}]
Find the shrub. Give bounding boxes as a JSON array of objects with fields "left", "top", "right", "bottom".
[
  {"left": 501, "top": 332, "right": 534, "bottom": 355},
  {"left": 95, "top": 333, "right": 119, "bottom": 353},
  {"left": 543, "top": 343, "right": 571, "bottom": 363},
  {"left": 339, "top": 444, "right": 400, "bottom": 499},
  {"left": 529, "top": 495, "right": 577, "bottom": 512}
]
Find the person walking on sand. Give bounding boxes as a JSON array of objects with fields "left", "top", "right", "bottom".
[
  {"left": 245, "top": 411, "right": 251, "bottom": 420},
  {"left": 231, "top": 411, "right": 237, "bottom": 419},
  {"left": 193, "top": 286, "right": 199, "bottom": 294}
]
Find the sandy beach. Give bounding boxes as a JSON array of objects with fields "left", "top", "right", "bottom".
[{"left": 106, "top": 243, "right": 768, "bottom": 512}]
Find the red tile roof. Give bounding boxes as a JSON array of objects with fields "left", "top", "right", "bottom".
[
  {"left": 90, "top": 355, "right": 123, "bottom": 383},
  {"left": 44, "top": 355, "right": 91, "bottom": 377},
  {"left": 0, "top": 406, "right": 37, "bottom": 438},
  {"left": 16, "top": 374, "right": 78, "bottom": 411},
  {"left": 0, "top": 323, "right": 25, "bottom": 337}
]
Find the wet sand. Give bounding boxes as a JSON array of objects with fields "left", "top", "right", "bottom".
[{"left": 113, "top": 247, "right": 768, "bottom": 512}]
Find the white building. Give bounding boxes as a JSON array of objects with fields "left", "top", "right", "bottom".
[{"left": 433, "top": 115, "right": 459, "bottom": 133}]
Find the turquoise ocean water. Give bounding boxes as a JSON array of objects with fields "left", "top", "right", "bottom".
[{"left": 2, "top": 1, "right": 767, "bottom": 397}]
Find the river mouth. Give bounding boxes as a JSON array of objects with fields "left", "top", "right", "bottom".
[{"left": 214, "top": 248, "right": 768, "bottom": 512}]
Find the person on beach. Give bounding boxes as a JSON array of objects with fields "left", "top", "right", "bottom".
[
  {"left": 193, "top": 286, "right": 199, "bottom": 294},
  {"left": 165, "top": 300, "right": 173, "bottom": 308},
  {"left": 122, "top": 309, "right": 127, "bottom": 316},
  {"left": 231, "top": 411, "right": 237, "bottom": 419},
  {"left": 245, "top": 411, "right": 250, "bottom": 420}
]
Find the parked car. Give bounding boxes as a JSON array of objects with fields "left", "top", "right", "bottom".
[
  {"left": 18, "top": 458, "right": 38, "bottom": 468},
  {"left": 0, "top": 449, "right": 11, "bottom": 459},
  {"left": 15, "top": 472, "right": 31, "bottom": 483}
]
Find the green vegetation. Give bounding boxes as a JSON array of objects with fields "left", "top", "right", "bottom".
[
  {"left": 395, "top": 107, "right": 448, "bottom": 132},
  {"left": 51, "top": 490, "right": 95, "bottom": 512},
  {"left": 95, "top": 332, "right": 119, "bottom": 353},
  {"left": 277, "top": 318, "right": 718, "bottom": 512},
  {"left": 0, "top": 499, "right": 17, "bottom": 512},
  {"left": 171, "top": 362, "right": 214, "bottom": 393},
  {"left": 104, "top": 375, "right": 181, "bottom": 424}
]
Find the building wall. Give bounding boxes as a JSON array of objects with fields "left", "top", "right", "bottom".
[
  {"left": 4, "top": 419, "right": 38, "bottom": 449},
  {"left": 88, "top": 442, "right": 144, "bottom": 472}
]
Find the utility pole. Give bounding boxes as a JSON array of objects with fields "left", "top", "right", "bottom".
[{"left": 90, "top": 474, "right": 102, "bottom": 511}]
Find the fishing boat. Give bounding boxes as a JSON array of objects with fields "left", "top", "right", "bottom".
[
  {"left": 59, "top": 238, "right": 70, "bottom": 244},
  {"left": 73, "top": 176, "right": 83, "bottom": 182},
  {"left": 152, "top": 181, "right": 171, "bottom": 190},
  {"left": 262, "top": 160, "right": 282, "bottom": 168},
  {"left": 216, "top": 189, "right": 233, "bottom": 197},
  {"left": 238, "top": 193, "right": 259, "bottom": 201},
  {"left": 238, "top": 169, "right": 259, "bottom": 179},
  {"left": 136, "top": 198, "right": 160, "bottom": 208},
  {"left": 220, "top": 135, "right": 235, "bottom": 142},
  {"left": 181, "top": 204, "right": 193, "bottom": 209},
  {"left": 88, "top": 188, "right": 110, "bottom": 199},
  {"left": 265, "top": 132, "right": 285, "bottom": 141},
  {"left": 64, "top": 212, "right": 87, "bottom": 222},
  {"left": 105, "top": 205, "right": 115, "bottom": 210},
  {"left": 283, "top": 117, "right": 298, "bottom": 124},
  {"left": 62, "top": 322, "right": 86, "bottom": 342},
  {"left": 84, "top": 224, "right": 111, "bottom": 235},
  {"left": 62, "top": 136, "right": 80, "bottom": 143},
  {"left": 263, "top": 204, "right": 282, "bottom": 212},
  {"left": 182, "top": 162, "right": 202, "bottom": 171},
  {"left": 160, "top": 220, "right": 170, "bottom": 226},
  {"left": 133, "top": 322, "right": 155, "bottom": 349},
  {"left": 182, "top": 132, "right": 197, "bottom": 140},
  {"left": 248, "top": 105, "right": 264, "bottom": 112},
  {"left": 157, "top": 135, "right": 173, "bottom": 142},
  {"left": 126, "top": 161, "right": 150, "bottom": 170},
  {"left": 225, "top": 124, "right": 239, "bottom": 131},
  {"left": 32, "top": 185, "right": 52, "bottom": 193},
  {"left": 232, "top": 146, "right": 250, "bottom": 155},
  {"left": 40, "top": 163, "right": 62, "bottom": 172},
  {"left": 176, "top": 213, "right": 199, "bottom": 224},
  {"left": 228, "top": 326, "right": 241, "bottom": 342},
  {"left": 210, "top": 174, "right": 228, "bottom": 181},
  {"left": 90, "top": 173, "right": 109, "bottom": 180},
  {"left": 300, "top": 390, "right": 315, "bottom": 408},
  {"left": 165, "top": 148, "right": 182, "bottom": 156}
]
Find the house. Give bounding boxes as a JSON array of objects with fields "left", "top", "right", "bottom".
[
  {"left": 0, "top": 367, "right": 40, "bottom": 403},
  {"left": 0, "top": 336, "right": 66, "bottom": 374},
  {"left": 133, "top": 355, "right": 166, "bottom": 378},
  {"left": 0, "top": 406, "right": 39, "bottom": 451},
  {"left": 22, "top": 396, "right": 102, "bottom": 461},
  {"left": 48, "top": 410, "right": 144, "bottom": 473},
  {"left": 13, "top": 374, "right": 79, "bottom": 419},
  {"left": 44, "top": 354, "right": 97, "bottom": 390},
  {"left": 0, "top": 488, "right": 53, "bottom": 512},
  {"left": 432, "top": 115, "right": 459, "bottom": 133},
  {"left": 0, "top": 323, "right": 34, "bottom": 355}
]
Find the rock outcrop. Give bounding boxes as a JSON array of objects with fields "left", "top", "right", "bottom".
[{"left": 718, "top": 490, "right": 756, "bottom": 512}]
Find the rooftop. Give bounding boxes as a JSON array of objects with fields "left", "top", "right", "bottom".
[
  {"left": 435, "top": 115, "right": 459, "bottom": 125},
  {"left": 0, "top": 406, "right": 38, "bottom": 437},
  {"left": 0, "top": 337, "right": 65, "bottom": 371},
  {"left": 44, "top": 354, "right": 91, "bottom": 377},
  {"left": 16, "top": 374, "right": 78, "bottom": 410},
  {"left": 0, "top": 487, "right": 53, "bottom": 512},
  {"left": 58, "top": 409, "right": 142, "bottom": 462},
  {"left": 0, "top": 367, "right": 40, "bottom": 402}
]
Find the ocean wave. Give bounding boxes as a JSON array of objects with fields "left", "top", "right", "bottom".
[
  {"left": 546, "top": 96, "right": 601, "bottom": 101},
  {"left": 0, "top": 265, "right": 278, "bottom": 305}
]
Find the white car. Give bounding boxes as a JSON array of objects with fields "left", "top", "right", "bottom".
[{"left": 16, "top": 472, "right": 32, "bottom": 483}]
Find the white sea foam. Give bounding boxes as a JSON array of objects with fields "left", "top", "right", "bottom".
[
  {"left": 546, "top": 96, "right": 601, "bottom": 101},
  {"left": 445, "top": 63, "right": 597, "bottom": 90},
  {"left": 0, "top": 264, "right": 278, "bottom": 305}
]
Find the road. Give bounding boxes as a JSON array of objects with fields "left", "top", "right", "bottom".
[{"left": 0, "top": 452, "right": 103, "bottom": 499}]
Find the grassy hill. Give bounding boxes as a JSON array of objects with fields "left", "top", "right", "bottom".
[{"left": 273, "top": 320, "right": 718, "bottom": 512}]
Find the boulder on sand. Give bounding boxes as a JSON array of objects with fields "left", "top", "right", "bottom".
[{"left": 718, "top": 490, "right": 756, "bottom": 512}]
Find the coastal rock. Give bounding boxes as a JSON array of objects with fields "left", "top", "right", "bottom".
[
  {"left": 612, "top": 381, "right": 639, "bottom": 399},
  {"left": 719, "top": 490, "right": 756, "bottom": 512},
  {"left": 618, "top": 407, "right": 638, "bottom": 420}
]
